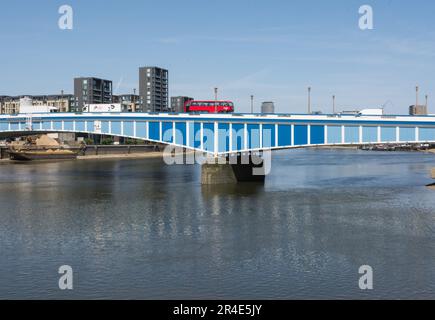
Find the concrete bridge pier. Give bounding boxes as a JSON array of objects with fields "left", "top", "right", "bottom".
[
  {"left": 201, "top": 153, "right": 266, "bottom": 185},
  {"left": 427, "top": 168, "right": 435, "bottom": 189}
]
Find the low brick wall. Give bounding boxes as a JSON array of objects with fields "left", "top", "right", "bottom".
[
  {"left": 0, "top": 144, "right": 159, "bottom": 159},
  {"left": 82, "top": 145, "right": 159, "bottom": 156}
]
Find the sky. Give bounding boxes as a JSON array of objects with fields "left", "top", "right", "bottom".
[{"left": 1, "top": 0, "right": 435, "bottom": 114}]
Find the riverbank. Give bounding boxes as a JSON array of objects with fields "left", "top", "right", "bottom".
[
  {"left": 0, "top": 152, "right": 164, "bottom": 163},
  {"left": 314, "top": 146, "right": 359, "bottom": 150},
  {"left": 77, "top": 151, "right": 163, "bottom": 160},
  {"left": 0, "top": 150, "right": 199, "bottom": 162},
  {"left": 0, "top": 144, "right": 164, "bottom": 162},
  {"left": 2, "top": 145, "right": 434, "bottom": 162}
]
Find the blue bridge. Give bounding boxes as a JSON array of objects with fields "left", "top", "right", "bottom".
[
  {"left": 2, "top": 112, "right": 435, "bottom": 183},
  {"left": 2, "top": 113, "right": 435, "bottom": 154}
]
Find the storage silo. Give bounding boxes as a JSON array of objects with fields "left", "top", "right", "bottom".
[{"left": 261, "top": 101, "right": 275, "bottom": 114}]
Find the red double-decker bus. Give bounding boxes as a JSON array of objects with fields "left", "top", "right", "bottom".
[{"left": 184, "top": 100, "right": 234, "bottom": 113}]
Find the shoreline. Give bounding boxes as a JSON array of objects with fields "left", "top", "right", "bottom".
[
  {"left": 0, "top": 150, "right": 198, "bottom": 163},
  {"left": 77, "top": 151, "right": 164, "bottom": 161},
  {"left": 0, "top": 151, "right": 165, "bottom": 163},
  {"left": 1, "top": 146, "right": 435, "bottom": 163}
]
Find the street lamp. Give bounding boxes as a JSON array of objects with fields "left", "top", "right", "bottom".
[
  {"left": 307, "top": 87, "right": 311, "bottom": 114},
  {"left": 416, "top": 86, "right": 419, "bottom": 107},
  {"left": 61, "top": 89, "right": 64, "bottom": 112},
  {"left": 214, "top": 87, "right": 218, "bottom": 113},
  {"left": 332, "top": 95, "right": 336, "bottom": 114},
  {"left": 250, "top": 95, "right": 254, "bottom": 114},
  {"left": 131, "top": 88, "right": 137, "bottom": 112}
]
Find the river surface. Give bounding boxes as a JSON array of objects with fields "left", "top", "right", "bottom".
[{"left": 1, "top": 149, "right": 435, "bottom": 299}]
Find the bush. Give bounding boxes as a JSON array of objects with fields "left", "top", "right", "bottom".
[
  {"left": 101, "top": 138, "right": 114, "bottom": 145},
  {"left": 125, "top": 139, "right": 139, "bottom": 145},
  {"left": 84, "top": 138, "right": 94, "bottom": 145}
]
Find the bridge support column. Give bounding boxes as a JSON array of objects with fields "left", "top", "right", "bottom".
[
  {"left": 201, "top": 160, "right": 237, "bottom": 185},
  {"left": 427, "top": 168, "right": 435, "bottom": 189},
  {"left": 201, "top": 153, "right": 266, "bottom": 185}
]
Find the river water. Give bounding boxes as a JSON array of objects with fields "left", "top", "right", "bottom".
[{"left": 1, "top": 149, "right": 435, "bottom": 299}]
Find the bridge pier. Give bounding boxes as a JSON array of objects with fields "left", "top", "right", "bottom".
[
  {"left": 201, "top": 153, "right": 266, "bottom": 185},
  {"left": 427, "top": 168, "right": 435, "bottom": 189},
  {"left": 201, "top": 161, "right": 237, "bottom": 185}
]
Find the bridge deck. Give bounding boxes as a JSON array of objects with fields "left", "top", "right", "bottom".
[{"left": 1, "top": 113, "right": 435, "bottom": 155}]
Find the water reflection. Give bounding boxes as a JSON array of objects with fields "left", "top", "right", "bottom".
[
  {"left": 1, "top": 149, "right": 435, "bottom": 299},
  {"left": 201, "top": 183, "right": 264, "bottom": 198}
]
